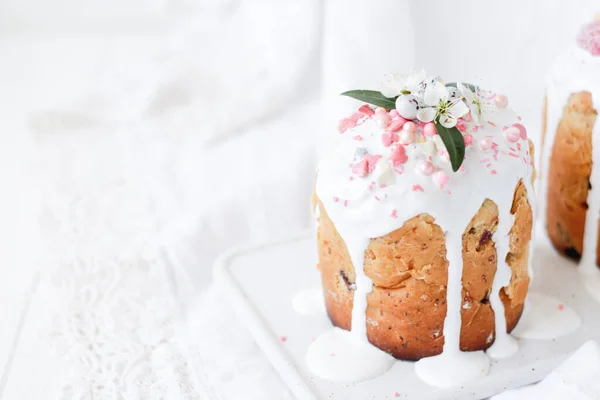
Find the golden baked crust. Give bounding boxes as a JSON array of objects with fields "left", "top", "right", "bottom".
[
  {"left": 545, "top": 91, "right": 600, "bottom": 264},
  {"left": 312, "top": 179, "right": 532, "bottom": 360}
]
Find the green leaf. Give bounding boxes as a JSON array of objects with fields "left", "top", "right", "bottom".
[
  {"left": 446, "top": 82, "right": 478, "bottom": 93},
  {"left": 340, "top": 90, "right": 397, "bottom": 110},
  {"left": 435, "top": 123, "right": 465, "bottom": 172}
]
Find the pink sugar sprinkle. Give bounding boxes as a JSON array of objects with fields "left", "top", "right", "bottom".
[
  {"left": 463, "top": 134, "right": 473, "bottom": 147},
  {"left": 394, "top": 392, "right": 400, "bottom": 398},
  {"left": 387, "top": 118, "right": 407, "bottom": 133},
  {"left": 280, "top": 336, "right": 287, "bottom": 342},
  {"left": 503, "top": 126, "right": 509, "bottom": 130},
  {"left": 389, "top": 145, "right": 408, "bottom": 166},
  {"left": 330, "top": 353, "right": 335, "bottom": 356},
  {"left": 493, "top": 154, "right": 498, "bottom": 161},
  {"left": 352, "top": 159, "right": 369, "bottom": 177},
  {"left": 517, "top": 116, "right": 523, "bottom": 121},
  {"left": 368, "top": 184, "right": 374, "bottom": 191},
  {"left": 353, "top": 135, "right": 363, "bottom": 141},
  {"left": 390, "top": 209, "right": 398, "bottom": 219},
  {"left": 394, "top": 167, "right": 404, "bottom": 175},
  {"left": 481, "top": 158, "right": 490, "bottom": 163},
  {"left": 492, "top": 142, "right": 499, "bottom": 148},
  {"left": 412, "top": 184, "right": 424, "bottom": 192},
  {"left": 459, "top": 165, "right": 465, "bottom": 172},
  {"left": 485, "top": 163, "right": 492, "bottom": 168},
  {"left": 508, "top": 152, "right": 520, "bottom": 158},
  {"left": 558, "top": 304, "right": 565, "bottom": 311},
  {"left": 382, "top": 132, "right": 399, "bottom": 147},
  {"left": 358, "top": 104, "right": 375, "bottom": 116},
  {"left": 487, "top": 121, "right": 497, "bottom": 127},
  {"left": 343, "top": 200, "right": 348, "bottom": 207},
  {"left": 491, "top": 170, "right": 497, "bottom": 175},
  {"left": 333, "top": 196, "right": 339, "bottom": 203},
  {"left": 349, "top": 176, "right": 354, "bottom": 181},
  {"left": 374, "top": 196, "right": 381, "bottom": 201},
  {"left": 349, "top": 112, "right": 362, "bottom": 123},
  {"left": 472, "top": 125, "right": 479, "bottom": 133},
  {"left": 517, "top": 143, "right": 522, "bottom": 151},
  {"left": 380, "top": 184, "right": 387, "bottom": 188},
  {"left": 338, "top": 118, "right": 356, "bottom": 134},
  {"left": 456, "top": 120, "right": 467, "bottom": 133}
]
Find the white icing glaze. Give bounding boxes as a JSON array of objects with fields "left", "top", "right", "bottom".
[
  {"left": 542, "top": 47, "right": 600, "bottom": 276},
  {"left": 512, "top": 292, "right": 581, "bottom": 340},
  {"left": 315, "top": 93, "right": 535, "bottom": 386},
  {"left": 487, "top": 212, "right": 519, "bottom": 359},
  {"left": 306, "top": 327, "right": 394, "bottom": 382},
  {"left": 292, "top": 289, "right": 326, "bottom": 317},
  {"left": 414, "top": 349, "right": 490, "bottom": 389}
]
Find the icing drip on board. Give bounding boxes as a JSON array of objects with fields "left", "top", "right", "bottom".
[
  {"left": 312, "top": 91, "right": 535, "bottom": 385},
  {"left": 542, "top": 46, "right": 600, "bottom": 291}
]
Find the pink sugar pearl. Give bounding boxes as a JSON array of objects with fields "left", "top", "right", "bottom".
[
  {"left": 463, "top": 134, "right": 473, "bottom": 147},
  {"left": 403, "top": 121, "right": 417, "bottom": 134},
  {"left": 423, "top": 122, "right": 437, "bottom": 137},
  {"left": 398, "top": 129, "right": 415, "bottom": 144},
  {"left": 577, "top": 21, "right": 600, "bottom": 56},
  {"left": 418, "top": 161, "right": 435, "bottom": 175},
  {"left": 495, "top": 94, "right": 509, "bottom": 109},
  {"left": 389, "top": 109, "right": 399, "bottom": 118},
  {"left": 433, "top": 170, "right": 449, "bottom": 189},
  {"left": 513, "top": 123, "right": 527, "bottom": 139},
  {"left": 479, "top": 137, "right": 493, "bottom": 150},
  {"left": 505, "top": 127, "right": 521, "bottom": 143},
  {"left": 375, "top": 112, "right": 392, "bottom": 128}
]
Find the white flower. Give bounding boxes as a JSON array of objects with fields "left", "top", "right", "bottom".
[
  {"left": 416, "top": 82, "right": 470, "bottom": 128},
  {"left": 457, "top": 83, "right": 496, "bottom": 123},
  {"left": 380, "top": 69, "right": 427, "bottom": 98}
]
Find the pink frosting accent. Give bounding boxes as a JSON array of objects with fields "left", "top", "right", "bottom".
[
  {"left": 389, "top": 145, "right": 408, "bottom": 166},
  {"left": 387, "top": 118, "right": 407, "bottom": 133},
  {"left": 280, "top": 336, "right": 287, "bottom": 342},
  {"left": 463, "top": 134, "right": 473, "bottom": 147},
  {"left": 513, "top": 123, "right": 527, "bottom": 140},
  {"left": 423, "top": 122, "right": 437, "bottom": 137},
  {"left": 338, "top": 118, "right": 356, "bottom": 134},
  {"left": 358, "top": 105, "right": 375, "bottom": 116},
  {"left": 433, "top": 170, "right": 449, "bottom": 189},
  {"left": 390, "top": 209, "right": 398, "bottom": 219},
  {"left": 412, "top": 184, "right": 424, "bottom": 192},
  {"left": 577, "top": 21, "right": 600, "bottom": 56}
]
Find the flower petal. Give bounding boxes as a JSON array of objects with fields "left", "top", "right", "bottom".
[
  {"left": 424, "top": 82, "right": 449, "bottom": 106},
  {"left": 440, "top": 115, "right": 457, "bottom": 128},
  {"left": 458, "top": 83, "right": 474, "bottom": 103},
  {"left": 380, "top": 73, "right": 406, "bottom": 98},
  {"left": 417, "top": 107, "right": 436, "bottom": 123},
  {"left": 448, "top": 99, "right": 470, "bottom": 119}
]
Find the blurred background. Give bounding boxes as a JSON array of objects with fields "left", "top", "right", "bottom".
[{"left": 0, "top": 0, "right": 599, "bottom": 397}]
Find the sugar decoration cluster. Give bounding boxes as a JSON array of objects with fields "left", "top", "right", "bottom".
[{"left": 333, "top": 72, "right": 532, "bottom": 217}]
